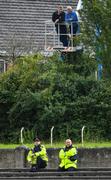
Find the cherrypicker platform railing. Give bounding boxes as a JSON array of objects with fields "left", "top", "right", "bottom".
[{"left": 45, "top": 20, "right": 82, "bottom": 52}]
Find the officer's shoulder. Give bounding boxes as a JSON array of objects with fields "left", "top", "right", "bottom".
[
  {"left": 72, "top": 146, "right": 77, "bottom": 150},
  {"left": 72, "top": 146, "right": 78, "bottom": 152},
  {"left": 41, "top": 144, "right": 46, "bottom": 148},
  {"left": 27, "top": 148, "right": 33, "bottom": 153}
]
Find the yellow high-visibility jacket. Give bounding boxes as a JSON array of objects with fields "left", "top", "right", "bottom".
[
  {"left": 59, "top": 146, "right": 77, "bottom": 169},
  {"left": 27, "top": 145, "right": 48, "bottom": 165}
]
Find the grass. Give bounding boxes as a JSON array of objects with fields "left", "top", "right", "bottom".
[{"left": 0, "top": 141, "right": 111, "bottom": 149}]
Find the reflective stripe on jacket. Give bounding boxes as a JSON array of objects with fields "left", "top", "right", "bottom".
[
  {"left": 59, "top": 146, "right": 77, "bottom": 169},
  {"left": 27, "top": 145, "right": 48, "bottom": 165}
]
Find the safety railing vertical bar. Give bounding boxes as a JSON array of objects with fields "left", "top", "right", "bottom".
[
  {"left": 45, "top": 22, "right": 47, "bottom": 50},
  {"left": 53, "top": 23, "right": 56, "bottom": 47},
  {"left": 45, "top": 20, "right": 81, "bottom": 51}
]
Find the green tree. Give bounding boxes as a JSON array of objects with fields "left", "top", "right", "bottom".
[
  {"left": 82, "top": 0, "right": 111, "bottom": 79},
  {"left": 0, "top": 52, "right": 111, "bottom": 143}
]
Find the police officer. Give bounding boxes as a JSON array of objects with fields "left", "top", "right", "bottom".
[
  {"left": 27, "top": 137, "right": 48, "bottom": 172},
  {"left": 58, "top": 139, "right": 77, "bottom": 171}
]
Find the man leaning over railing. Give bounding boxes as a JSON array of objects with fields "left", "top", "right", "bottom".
[
  {"left": 65, "top": 6, "right": 78, "bottom": 36},
  {"left": 52, "top": 5, "right": 68, "bottom": 47}
]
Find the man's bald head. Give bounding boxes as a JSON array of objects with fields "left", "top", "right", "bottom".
[
  {"left": 67, "top": 6, "right": 73, "bottom": 13},
  {"left": 65, "top": 139, "right": 72, "bottom": 147}
]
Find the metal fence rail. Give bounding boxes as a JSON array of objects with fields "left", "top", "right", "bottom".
[{"left": 45, "top": 20, "right": 81, "bottom": 52}]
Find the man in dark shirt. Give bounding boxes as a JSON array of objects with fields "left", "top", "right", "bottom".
[{"left": 52, "top": 5, "right": 68, "bottom": 47}]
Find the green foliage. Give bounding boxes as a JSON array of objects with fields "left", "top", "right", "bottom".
[
  {"left": 1, "top": 141, "right": 111, "bottom": 149},
  {"left": 23, "top": 129, "right": 35, "bottom": 144},
  {"left": 82, "top": 0, "right": 111, "bottom": 79},
  {"left": 0, "top": 52, "right": 111, "bottom": 143},
  {"left": 0, "top": 0, "right": 111, "bottom": 143}
]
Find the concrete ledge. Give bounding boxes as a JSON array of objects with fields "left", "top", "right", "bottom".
[
  {"left": 0, "top": 168, "right": 111, "bottom": 180},
  {"left": 0, "top": 146, "right": 27, "bottom": 168},
  {"left": 0, "top": 147, "right": 111, "bottom": 168},
  {"left": 47, "top": 148, "right": 111, "bottom": 168}
]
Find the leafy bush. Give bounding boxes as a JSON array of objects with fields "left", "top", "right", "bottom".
[{"left": 0, "top": 53, "right": 111, "bottom": 143}]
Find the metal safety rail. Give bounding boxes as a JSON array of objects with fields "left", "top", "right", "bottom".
[{"left": 45, "top": 20, "right": 82, "bottom": 52}]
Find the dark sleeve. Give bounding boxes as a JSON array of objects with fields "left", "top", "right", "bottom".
[
  {"left": 52, "top": 12, "right": 56, "bottom": 22},
  {"left": 58, "top": 12, "right": 65, "bottom": 23},
  {"left": 69, "top": 154, "right": 78, "bottom": 161}
]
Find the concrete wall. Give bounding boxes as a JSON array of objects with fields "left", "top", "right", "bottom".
[
  {"left": 78, "top": 148, "right": 111, "bottom": 167},
  {"left": 47, "top": 148, "right": 111, "bottom": 168},
  {"left": 0, "top": 147, "right": 26, "bottom": 168},
  {"left": 0, "top": 147, "right": 111, "bottom": 168}
]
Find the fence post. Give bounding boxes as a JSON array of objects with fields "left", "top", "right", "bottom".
[
  {"left": 51, "top": 126, "right": 54, "bottom": 146},
  {"left": 20, "top": 127, "right": 24, "bottom": 144},
  {"left": 81, "top": 126, "right": 86, "bottom": 147}
]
